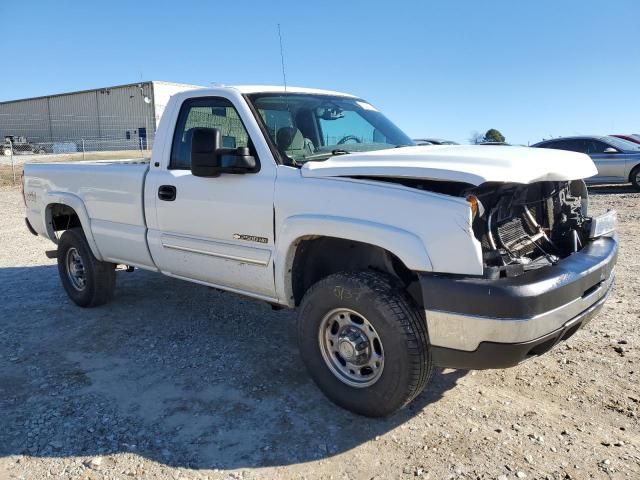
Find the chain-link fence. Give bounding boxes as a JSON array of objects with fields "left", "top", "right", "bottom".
[
  {"left": 0, "top": 136, "right": 153, "bottom": 186},
  {"left": 0, "top": 82, "right": 163, "bottom": 186}
]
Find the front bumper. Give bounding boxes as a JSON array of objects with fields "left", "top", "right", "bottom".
[{"left": 419, "top": 235, "right": 618, "bottom": 369}]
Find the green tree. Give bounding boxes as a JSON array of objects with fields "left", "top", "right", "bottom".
[{"left": 483, "top": 129, "right": 506, "bottom": 143}]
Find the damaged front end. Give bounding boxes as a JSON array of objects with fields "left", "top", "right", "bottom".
[
  {"left": 466, "top": 180, "right": 599, "bottom": 279},
  {"left": 413, "top": 178, "right": 618, "bottom": 368}
]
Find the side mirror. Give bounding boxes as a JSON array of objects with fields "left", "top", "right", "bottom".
[
  {"left": 603, "top": 147, "right": 618, "bottom": 154},
  {"left": 191, "top": 127, "right": 221, "bottom": 177},
  {"left": 190, "top": 128, "right": 256, "bottom": 177},
  {"left": 220, "top": 147, "right": 257, "bottom": 173}
]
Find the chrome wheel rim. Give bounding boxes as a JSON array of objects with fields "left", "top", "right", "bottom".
[
  {"left": 318, "top": 308, "right": 384, "bottom": 388},
  {"left": 65, "top": 247, "right": 87, "bottom": 291},
  {"left": 635, "top": 171, "right": 640, "bottom": 186}
]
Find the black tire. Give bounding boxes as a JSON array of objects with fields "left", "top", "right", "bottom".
[
  {"left": 57, "top": 227, "right": 116, "bottom": 307},
  {"left": 630, "top": 165, "right": 640, "bottom": 191},
  {"left": 297, "top": 271, "right": 433, "bottom": 417}
]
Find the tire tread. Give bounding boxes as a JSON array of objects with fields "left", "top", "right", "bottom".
[
  {"left": 57, "top": 227, "right": 115, "bottom": 307},
  {"left": 298, "top": 270, "right": 433, "bottom": 416}
]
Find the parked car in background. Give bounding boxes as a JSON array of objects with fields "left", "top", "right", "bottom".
[
  {"left": 413, "top": 138, "right": 458, "bottom": 145},
  {"left": 611, "top": 134, "right": 640, "bottom": 145},
  {"left": 2, "top": 136, "right": 46, "bottom": 156},
  {"left": 533, "top": 135, "right": 640, "bottom": 190}
]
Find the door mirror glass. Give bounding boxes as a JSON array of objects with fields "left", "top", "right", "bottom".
[
  {"left": 191, "top": 128, "right": 222, "bottom": 177},
  {"left": 603, "top": 147, "right": 618, "bottom": 154}
]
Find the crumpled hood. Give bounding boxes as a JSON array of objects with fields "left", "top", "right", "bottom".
[{"left": 301, "top": 145, "right": 597, "bottom": 185}]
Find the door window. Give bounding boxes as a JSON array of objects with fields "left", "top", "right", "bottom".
[
  {"left": 170, "top": 97, "right": 252, "bottom": 170},
  {"left": 544, "top": 139, "right": 588, "bottom": 153},
  {"left": 585, "top": 140, "right": 610, "bottom": 154}
]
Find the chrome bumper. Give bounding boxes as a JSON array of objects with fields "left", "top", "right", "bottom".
[
  {"left": 417, "top": 235, "right": 618, "bottom": 369},
  {"left": 426, "top": 270, "right": 614, "bottom": 351}
]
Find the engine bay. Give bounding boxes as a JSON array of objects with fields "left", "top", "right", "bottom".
[{"left": 467, "top": 180, "right": 590, "bottom": 278}]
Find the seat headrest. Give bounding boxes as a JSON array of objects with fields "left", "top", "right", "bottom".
[{"left": 276, "top": 127, "right": 304, "bottom": 151}]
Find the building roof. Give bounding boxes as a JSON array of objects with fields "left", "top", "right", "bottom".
[
  {"left": 0, "top": 81, "right": 202, "bottom": 105},
  {"left": 0, "top": 82, "right": 358, "bottom": 106}
]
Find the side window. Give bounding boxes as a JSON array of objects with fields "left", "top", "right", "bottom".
[
  {"left": 544, "top": 140, "right": 569, "bottom": 150},
  {"left": 547, "top": 139, "right": 586, "bottom": 153},
  {"left": 170, "top": 97, "right": 251, "bottom": 170},
  {"left": 586, "top": 140, "right": 610, "bottom": 154},
  {"left": 566, "top": 139, "right": 588, "bottom": 153}
]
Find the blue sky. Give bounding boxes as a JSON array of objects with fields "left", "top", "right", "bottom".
[{"left": 2, "top": 0, "right": 638, "bottom": 145}]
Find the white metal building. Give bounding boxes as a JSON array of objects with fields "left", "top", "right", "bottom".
[{"left": 0, "top": 81, "right": 201, "bottom": 152}]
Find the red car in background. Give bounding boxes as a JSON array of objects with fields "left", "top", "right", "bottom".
[{"left": 611, "top": 134, "right": 640, "bottom": 145}]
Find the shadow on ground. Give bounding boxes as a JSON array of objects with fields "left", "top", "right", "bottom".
[
  {"left": 0, "top": 265, "right": 466, "bottom": 469},
  {"left": 588, "top": 184, "right": 637, "bottom": 195}
]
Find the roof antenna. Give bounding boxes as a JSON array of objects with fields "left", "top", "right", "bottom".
[
  {"left": 276, "top": 23, "right": 297, "bottom": 167},
  {"left": 277, "top": 24, "right": 288, "bottom": 91}
]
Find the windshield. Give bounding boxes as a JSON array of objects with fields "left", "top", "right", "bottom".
[
  {"left": 605, "top": 136, "right": 640, "bottom": 152},
  {"left": 247, "top": 93, "right": 414, "bottom": 164}
]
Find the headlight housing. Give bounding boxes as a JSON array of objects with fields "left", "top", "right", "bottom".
[{"left": 588, "top": 210, "right": 617, "bottom": 238}]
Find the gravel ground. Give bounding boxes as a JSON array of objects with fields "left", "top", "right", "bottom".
[{"left": 0, "top": 184, "right": 638, "bottom": 480}]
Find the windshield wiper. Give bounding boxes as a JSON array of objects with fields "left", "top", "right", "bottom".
[{"left": 301, "top": 149, "right": 351, "bottom": 163}]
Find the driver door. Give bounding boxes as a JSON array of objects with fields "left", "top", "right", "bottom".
[
  {"left": 586, "top": 139, "right": 627, "bottom": 182},
  {"left": 145, "top": 95, "right": 277, "bottom": 300}
]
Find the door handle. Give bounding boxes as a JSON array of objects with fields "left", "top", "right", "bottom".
[{"left": 158, "top": 185, "right": 177, "bottom": 201}]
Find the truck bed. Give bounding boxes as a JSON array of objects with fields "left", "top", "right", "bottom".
[{"left": 24, "top": 159, "right": 156, "bottom": 269}]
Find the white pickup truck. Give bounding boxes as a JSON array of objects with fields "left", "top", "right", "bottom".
[{"left": 23, "top": 85, "right": 618, "bottom": 417}]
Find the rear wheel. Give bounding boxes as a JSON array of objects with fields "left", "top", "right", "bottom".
[
  {"left": 630, "top": 165, "right": 640, "bottom": 191},
  {"left": 57, "top": 227, "right": 116, "bottom": 307},
  {"left": 297, "top": 271, "right": 433, "bottom": 417},
  {"left": 2, "top": 147, "right": 11, "bottom": 156}
]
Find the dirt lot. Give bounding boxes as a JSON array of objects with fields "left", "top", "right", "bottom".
[{"left": 0, "top": 185, "right": 638, "bottom": 480}]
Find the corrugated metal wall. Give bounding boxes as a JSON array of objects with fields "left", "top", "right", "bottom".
[
  {"left": 0, "top": 97, "right": 51, "bottom": 142},
  {"left": 0, "top": 83, "right": 157, "bottom": 151}
]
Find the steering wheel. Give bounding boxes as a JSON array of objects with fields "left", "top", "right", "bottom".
[{"left": 337, "top": 135, "right": 362, "bottom": 145}]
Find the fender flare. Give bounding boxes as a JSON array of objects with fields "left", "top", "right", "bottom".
[
  {"left": 43, "top": 191, "right": 104, "bottom": 261},
  {"left": 274, "top": 214, "right": 432, "bottom": 305}
]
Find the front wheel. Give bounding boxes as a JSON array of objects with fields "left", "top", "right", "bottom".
[
  {"left": 630, "top": 165, "right": 640, "bottom": 191},
  {"left": 57, "top": 228, "right": 116, "bottom": 307},
  {"left": 297, "top": 271, "right": 433, "bottom": 417}
]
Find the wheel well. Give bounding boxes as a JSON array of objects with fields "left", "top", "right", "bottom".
[
  {"left": 630, "top": 163, "right": 640, "bottom": 182},
  {"left": 290, "top": 236, "right": 418, "bottom": 306},
  {"left": 47, "top": 203, "right": 81, "bottom": 234}
]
